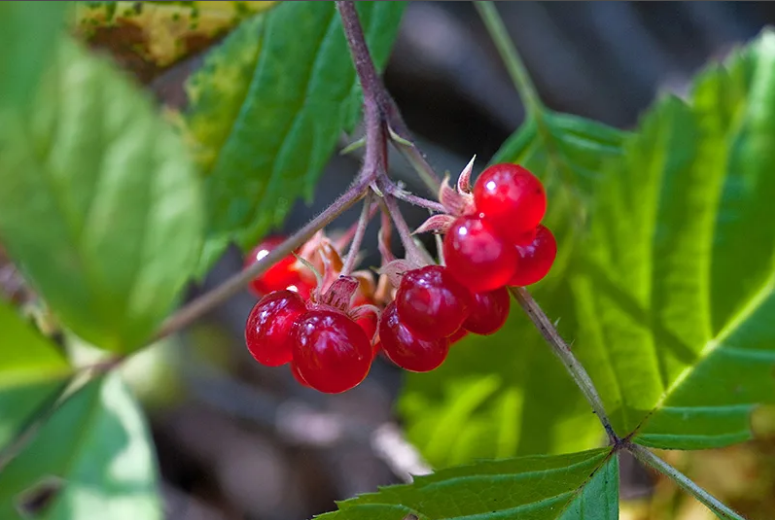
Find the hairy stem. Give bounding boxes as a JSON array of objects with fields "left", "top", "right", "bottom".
[
  {"left": 383, "top": 193, "right": 434, "bottom": 266},
  {"left": 387, "top": 187, "right": 446, "bottom": 213},
  {"left": 627, "top": 443, "right": 745, "bottom": 520},
  {"left": 341, "top": 192, "right": 374, "bottom": 276},
  {"left": 509, "top": 287, "right": 617, "bottom": 443},
  {"left": 475, "top": 2, "right": 543, "bottom": 114},
  {"left": 156, "top": 178, "right": 370, "bottom": 340}
]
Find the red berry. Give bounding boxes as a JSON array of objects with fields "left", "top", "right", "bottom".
[
  {"left": 245, "top": 237, "right": 310, "bottom": 297},
  {"left": 509, "top": 225, "right": 557, "bottom": 286},
  {"left": 448, "top": 328, "right": 469, "bottom": 345},
  {"left": 292, "top": 309, "right": 372, "bottom": 394},
  {"left": 443, "top": 215, "right": 518, "bottom": 293},
  {"left": 245, "top": 290, "right": 306, "bottom": 367},
  {"left": 463, "top": 287, "right": 510, "bottom": 335},
  {"left": 379, "top": 303, "right": 450, "bottom": 372},
  {"left": 353, "top": 295, "right": 378, "bottom": 343},
  {"left": 396, "top": 265, "right": 473, "bottom": 340},
  {"left": 290, "top": 362, "right": 311, "bottom": 388},
  {"left": 473, "top": 163, "right": 546, "bottom": 242}
]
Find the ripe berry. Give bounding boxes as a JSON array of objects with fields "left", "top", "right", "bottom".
[
  {"left": 509, "top": 225, "right": 557, "bottom": 287},
  {"left": 290, "top": 362, "right": 311, "bottom": 388},
  {"left": 473, "top": 163, "right": 547, "bottom": 241},
  {"left": 379, "top": 303, "right": 450, "bottom": 372},
  {"left": 396, "top": 265, "right": 473, "bottom": 340},
  {"left": 292, "top": 309, "right": 372, "bottom": 394},
  {"left": 463, "top": 287, "right": 510, "bottom": 335},
  {"left": 245, "top": 237, "right": 310, "bottom": 297},
  {"left": 443, "top": 215, "right": 518, "bottom": 293},
  {"left": 448, "top": 328, "right": 469, "bottom": 345},
  {"left": 245, "top": 290, "right": 306, "bottom": 367}
]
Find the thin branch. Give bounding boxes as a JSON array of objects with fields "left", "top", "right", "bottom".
[
  {"left": 627, "top": 443, "right": 746, "bottom": 520},
  {"left": 509, "top": 287, "right": 617, "bottom": 444},
  {"left": 474, "top": 2, "right": 543, "bottom": 114},
  {"left": 387, "top": 186, "right": 446, "bottom": 213},
  {"left": 383, "top": 192, "right": 434, "bottom": 266},
  {"left": 387, "top": 124, "right": 443, "bottom": 193},
  {"left": 156, "top": 177, "right": 371, "bottom": 340},
  {"left": 341, "top": 192, "right": 374, "bottom": 276},
  {"left": 334, "top": 199, "right": 379, "bottom": 252}
]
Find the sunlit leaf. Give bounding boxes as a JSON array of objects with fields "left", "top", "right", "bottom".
[
  {"left": 0, "top": 39, "right": 203, "bottom": 353},
  {"left": 317, "top": 448, "right": 618, "bottom": 520},
  {"left": 573, "top": 29, "right": 775, "bottom": 448},
  {"left": 0, "top": 374, "right": 161, "bottom": 520},
  {"left": 0, "top": 302, "right": 71, "bottom": 451}
]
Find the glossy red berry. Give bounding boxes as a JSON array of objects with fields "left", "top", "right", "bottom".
[
  {"left": 473, "top": 163, "right": 547, "bottom": 242},
  {"left": 245, "top": 237, "right": 310, "bottom": 297},
  {"left": 245, "top": 290, "right": 306, "bottom": 367},
  {"left": 379, "top": 303, "right": 450, "bottom": 372},
  {"left": 509, "top": 225, "right": 557, "bottom": 287},
  {"left": 290, "top": 362, "right": 311, "bottom": 388},
  {"left": 448, "top": 327, "right": 469, "bottom": 345},
  {"left": 292, "top": 309, "right": 372, "bottom": 394},
  {"left": 396, "top": 265, "right": 473, "bottom": 340},
  {"left": 463, "top": 287, "right": 510, "bottom": 335},
  {"left": 443, "top": 215, "right": 518, "bottom": 293}
]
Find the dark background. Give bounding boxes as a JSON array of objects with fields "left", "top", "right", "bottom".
[{"left": 142, "top": 3, "right": 775, "bottom": 519}]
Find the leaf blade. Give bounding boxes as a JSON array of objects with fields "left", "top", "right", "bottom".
[
  {"left": 181, "top": 1, "right": 406, "bottom": 272},
  {"left": 0, "top": 38, "right": 203, "bottom": 353},
  {"left": 317, "top": 449, "right": 618, "bottom": 520}
]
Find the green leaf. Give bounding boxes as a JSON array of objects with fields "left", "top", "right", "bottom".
[
  {"left": 0, "top": 1, "right": 67, "bottom": 111},
  {"left": 400, "top": 113, "right": 625, "bottom": 467},
  {"left": 0, "top": 38, "right": 203, "bottom": 353},
  {"left": 180, "top": 1, "right": 406, "bottom": 272},
  {"left": 317, "top": 448, "right": 618, "bottom": 520},
  {"left": 0, "top": 302, "right": 71, "bottom": 451},
  {"left": 0, "top": 373, "right": 161, "bottom": 520},
  {"left": 573, "top": 30, "right": 775, "bottom": 449}
]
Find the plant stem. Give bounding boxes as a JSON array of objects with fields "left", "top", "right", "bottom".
[
  {"left": 156, "top": 177, "right": 370, "bottom": 340},
  {"left": 382, "top": 192, "right": 434, "bottom": 266},
  {"left": 387, "top": 124, "right": 443, "bottom": 193},
  {"left": 474, "top": 2, "right": 543, "bottom": 114},
  {"left": 627, "top": 443, "right": 746, "bottom": 520},
  {"left": 387, "top": 187, "right": 446, "bottom": 213},
  {"left": 341, "top": 192, "right": 374, "bottom": 276},
  {"left": 509, "top": 287, "right": 617, "bottom": 444}
]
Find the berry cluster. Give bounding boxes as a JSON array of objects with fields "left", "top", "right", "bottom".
[
  {"left": 243, "top": 163, "right": 555, "bottom": 393},
  {"left": 444, "top": 163, "right": 557, "bottom": 292}
]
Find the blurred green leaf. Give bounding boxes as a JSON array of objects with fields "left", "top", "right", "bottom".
[
  {"left": 318, "top": 448, "right": 618, "bottom": 520},
  {"left": 0, "top": 374, "right": 161, "bottom": 520},
  {"left": 0, "top": 38, "right": 203, "bottom": 353},
  {"left": 0, "top": 1, "right": 67, "bottom": 111},
  {"left": 180, "top": 1, "right": 406, "bottom": 273},
  {"left": 0, "top": 302, "right": 71, "bottom": 451},
  {"left": 573, "top": 30, "right": 775, "bottom": 449},
  {"left": 400, "top": 113, "right": 625, "bottom": 467}
]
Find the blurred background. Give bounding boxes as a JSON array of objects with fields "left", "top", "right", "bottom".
[{"left": 18, "top": 2, "right": 775, "bottom": 519}]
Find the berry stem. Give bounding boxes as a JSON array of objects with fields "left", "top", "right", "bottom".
[
  {"left": 334, "top": 200, "right": 379, "bottom": 252},
  {"left": 474, "top": 2, "right": 543, "bottom": 114},
  {"left": 382, "top": 191, "right": 435, "bottom": 267},
  {"left": 386, "top": 185, "right": 446, "bottom": 213},
  {"left": 626, "top": 443, "right": 746, "bottom": 520},
  {"left": 156, "top": 176, "right": 371, "bottom": 340},
  {"left": 509, "top": 287, "right": 618, "bottom": 444},
  {"left": 341, "top": 191, "right": 374, "bottom": 276}
]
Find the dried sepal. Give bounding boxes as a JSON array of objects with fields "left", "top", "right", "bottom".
[
  {"left": 438, "top": 175, "right": 476, "bottom": 216},
  {"left": 321, "top": 275, "right": 360, "bottom": 311},
  {"left": 413, "top": 214, "right": 456, "bottom": 235},
  {"left": 457, "top": 155, "right": 476, "bottom": 194},
  {"left": 379, "top": 259, "right": 414, "bottom": 288}
]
